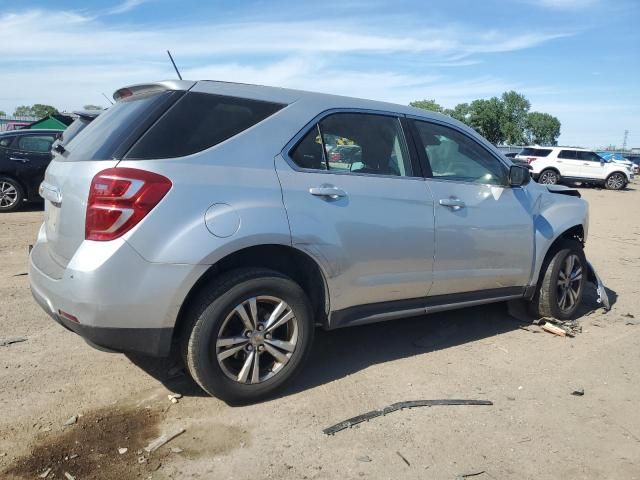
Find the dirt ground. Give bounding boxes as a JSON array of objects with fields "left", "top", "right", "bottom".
[{"left": 1, "top": 184, "right": 639, "bottom": 480}]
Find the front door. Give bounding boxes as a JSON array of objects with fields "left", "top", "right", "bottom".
[
  {"left": 275, "top": 112, "right": 435, "bottom": 313},
  {"left": 410, "top": 119, "right": 534, "bottom": 296},
  {"left": 576, "top": 150, "right": 607, "bottom": 180}
]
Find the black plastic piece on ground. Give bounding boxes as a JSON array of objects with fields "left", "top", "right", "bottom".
[{"left": 323, "top": 399, "right": 493, "bottom": 435}]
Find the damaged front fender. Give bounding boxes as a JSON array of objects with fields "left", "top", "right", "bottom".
[{"left": 587, "top": 261, "right": 610, "bottom": 311}]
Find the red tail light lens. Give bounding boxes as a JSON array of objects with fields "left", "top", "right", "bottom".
[{"left": 86, "top": 168, "right": 171, "bottom": 241}]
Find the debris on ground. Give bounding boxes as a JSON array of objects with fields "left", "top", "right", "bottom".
[
  {"left": 0, "top": 336, "right": 27, "bottom": 347},
  {"left": 170, "top": 447, "right": 183, "bottom": 454},
  {"left": 539, "top": 318, "right": 581, "bottom": 337},
  {"left": 356, "top": 455, "right": 372, "bottom": 463},
  {"left": 63, "top": 416, "right": 77, "bottom": 427},
  {"left": 168, "top": 393, "right": 183, "bottom": 404},
  {"left": 623, "top": 313, "right": 635, "bottom": 319},
  {"left": 118, "top": 447, "right": 128, "bottom": 454},
  {"left": 144, "top": 427, "right": 185, "bottom": 453},
  {"left": 64, "top": 472, "right": 75, "bottom": 480},
  {"left": 541, "top": 322, "right": 568, "bottom": 337},
  {"left": 39, "top": 467, "right": 52, "bottom": 478},
  {"left": 12, "top": 272, "right": 28, "bottom": 277},
  {"left": 396, "top": 451, "right": 410, "bottom": 466},
  {"left": 457, "top": 470, "right": 486, "bottom": 478},
  {"left": 323, "top": 399, "right": 493, "bottom": 435},
  {"left": 571, "top": 389, "right": 585, "bottom": 396}
]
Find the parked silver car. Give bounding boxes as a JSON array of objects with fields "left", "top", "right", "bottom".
[{"left": 30, "top": 80, "right": 591, "bottom": 403}]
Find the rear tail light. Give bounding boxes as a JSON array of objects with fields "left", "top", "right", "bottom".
[
  {"left": 86, "top": 168, "right": 171, "bottom": 241},
  {"left": 526, "top": 157, "right": 536, "bottom": 164}
]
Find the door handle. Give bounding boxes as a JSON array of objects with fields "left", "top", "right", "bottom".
[
  {"left": 9, "top": 157, "right": 29, "bottom": 163},
  {"left": 583, "top": 163, "right": 590, "bottom": 165},
  {"left": 309, "top": 186, "right": 347, "bottom": 199},
  {"left": 439, "top": 198, "right": 466, "bottom": 210}
]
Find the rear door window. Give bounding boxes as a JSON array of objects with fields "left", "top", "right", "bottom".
[
  {"left": 17, "top": 135, "right": 55, "bottom": 153},
  {"left": 519, "top": 147, "right": 552, "bottom": 157},
  {"left": 558, "top": 150, "right": 577, "bottom": 159},
  {"left": 125, "top": 93, "right": 285, "bottom": 159},
  {"left": 0, "top": 136, "right": 15, "bottom": 148}
]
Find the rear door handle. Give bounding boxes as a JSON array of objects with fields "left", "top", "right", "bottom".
[
  {"left": 439, "top": 198, "right": 466, "bottom": 210},
  {"left": 309, "top": 186, "right": 347, "bottom": 199},
  {"left": 9, "top": 157, "right": 29, "bottom": 163}
]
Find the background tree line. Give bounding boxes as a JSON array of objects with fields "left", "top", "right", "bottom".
[
  {"left": 0, "top": 104, "right": 104, "bottom": 118},
  {"left": 410, "top": 91, "right": 561, "bottom": 146}
]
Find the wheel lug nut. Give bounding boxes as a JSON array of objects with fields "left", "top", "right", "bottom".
[
  {"left": 265, "top": 333, "right": 271, "bottom": 339},
  {"left": 257, "top": 325, "right": 264, "bottom": 331},
  {"left": 245, "top": 331, "right": 252, "bottom": 337},
  {"left": 258, "top": 345, "right": 265, "bottom": 352},
  {"left": 246, "top": 345, "right": 253, "bottom": 351}
]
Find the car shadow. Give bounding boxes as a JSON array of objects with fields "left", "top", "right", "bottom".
[{"left": 128, "top": 282, "right": 616, "bottom": 402}]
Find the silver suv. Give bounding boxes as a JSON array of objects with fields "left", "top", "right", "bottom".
[{"left": 30, "top": 80, "right": 591, "bottom": 403}]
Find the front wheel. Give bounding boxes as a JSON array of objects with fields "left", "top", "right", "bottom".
[
  {"left": 182, "top": 268, "right": 314, "bottom": 404},
  {"left": 538, "top": 169, "right": 559, "bottom": 185},
  {"left": 605, "top": 172, "right": 627, "bottom": 190},
  {"left": 530, "top": 240, "right": 586, "bottom": 320}
]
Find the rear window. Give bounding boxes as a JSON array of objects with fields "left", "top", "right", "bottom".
[
  {"left": 519, "top": 147, "right": 552, "bottom": 157},
  {"left": 60, "top": 90, "right": 181, "bottom": 161},
  {"left": 125, "top": 92, "right": 285, "bottom": 159}
]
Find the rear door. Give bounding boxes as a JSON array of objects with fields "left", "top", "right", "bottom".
[
  {"left": 11, "top": 134, "right": 57, "bottom": 193},
  {"left": 275, "top": 111, "right": 435, "bottom": 314},
  {"left": 556, "top": 149, "right": 581, "bottom": 177},
  {"left": 409, "top": 118, "right": 534, "bottom": 296}
]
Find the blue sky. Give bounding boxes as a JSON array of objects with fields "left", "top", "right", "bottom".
[{"left": 1, "top": 0, "right": 638, "bottom": 148}]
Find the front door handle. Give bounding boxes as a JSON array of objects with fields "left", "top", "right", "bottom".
[
  {"left": 9, "top": 157, "right": 29, "bottom": 163},
  {"left": 439, "top": 198, "right": 466, "bottom": 210},
  {"left": 309, "top": 186, "right": 347, "bottom": 199}
]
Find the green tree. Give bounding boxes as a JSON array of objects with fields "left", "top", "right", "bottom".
[
  {"left": 500, "top": 91, "right": 530, "bottom": 145},
  {"left": 468, "top": 97, "right": 505, "bottom": 144},
  {"left": 409, "top": 99, "right": 444, "bottom": 113},
  {"left": 83, "top": 104, "right": 104, "bottom": 111},
  {"left": 525, "top": 112, "right": 561, "bottom": 146},
  {"left": 444, "top": 103, "right": 471, "bottom": 124},
  {"left": 13, "top": 104, "right": 59, "bottom": 118},
  {"left": 0, "top": 110, "right": 6, "bottom": 117}
]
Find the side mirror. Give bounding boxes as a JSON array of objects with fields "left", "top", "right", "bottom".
[
  {"left": 600, "top": 160, "right": 605, "bottom": 166},
  {"left": 509, "top": 165, "right": 530, "bottom": 187}
]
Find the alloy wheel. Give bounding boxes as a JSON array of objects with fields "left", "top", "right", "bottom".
[
  {"left": 0, "top": 181, "right": 18, "bottom": 209},
  {"left": 215, "top": 296, "right": 298, "bottom": 384},
  {"left": 556, "top": 254, "right": 583, "bottom": 313},
  {"left": 539, "top": 171, "right": 558, "bottom": 185},
  {"left": 607, "top": 173, "right": 625, "bottom": 190}
]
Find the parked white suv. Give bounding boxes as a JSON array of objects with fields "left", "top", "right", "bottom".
[{"left": 517, "top": 147, "right": 633, "bottom": 190}]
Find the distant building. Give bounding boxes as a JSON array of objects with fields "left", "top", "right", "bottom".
[{"left": 0, "top": 115, "right": 38, "bottom": 131}]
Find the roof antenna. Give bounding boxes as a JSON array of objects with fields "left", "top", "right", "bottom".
[
  {"left": 167, "top": 50, "right": 183, "bottom": 80},
  {"left": 101, "top": 92, "right": 114, "bottom": 105}
]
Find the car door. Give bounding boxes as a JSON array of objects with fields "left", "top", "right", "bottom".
[
  {"left": 576, "top": 150, "right": 607, "bottom": 179},
  {"left": 556, "top": 149, "right": 581, "bottom": 177},
  {"left": 409, "top": 118, "right": 534, "bottom": 297},
  {"left": 275, "top": 111, "right": 435, "bottom": 315},
  {"left": 11, "top": 134, "right": 57, "bottom": 194}
]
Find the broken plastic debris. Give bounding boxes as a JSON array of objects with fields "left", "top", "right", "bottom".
[{"left": 144, "top": 427, "right": 186, "bottom": 453}]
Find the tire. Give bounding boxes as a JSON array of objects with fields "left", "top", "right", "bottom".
[
  {"left": 182, "top": 268, "right": 314, "bottom": 404},
  {"left": 605, "top": 172, "right": 627, "bottom": 190},
  {"left": 538, "top": 169, "right": 559, "bottom": 185},
  {"left": 530, "top": 240, "right": 586, "bottom": 320},
  {"left": 0, "top": 176, "right": 24, "bottom": 212}
]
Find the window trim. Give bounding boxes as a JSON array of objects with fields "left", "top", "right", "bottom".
[
  {"left": 282, "top": 108, "right": 424, "bottom": 181},
  {"left": 407, "top": 116, "right": 511, "bottom": 187}
]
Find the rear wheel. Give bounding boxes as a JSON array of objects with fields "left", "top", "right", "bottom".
[
  {"left": 605, "top": 172, "right": 626, "bottom": 190},
  {"left": 0, "top": 176, "right": 23, "bottom": 212},
  {"left": 182, "top": 268, "right": 314, "bottom": 403},
  {"left": 538, "top": 169, "right": 559, "bottom": 185},
  {"left": 530, "top": 240, "right": 586, "bottom": 320}
]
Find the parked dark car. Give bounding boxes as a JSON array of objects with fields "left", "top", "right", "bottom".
[{"left": 0, "top": 129, "right": 62, "bottom": 212}]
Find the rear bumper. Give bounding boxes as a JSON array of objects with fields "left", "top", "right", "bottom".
[{"left": 29, "top": 226, "right": 207, "bottom": 356}]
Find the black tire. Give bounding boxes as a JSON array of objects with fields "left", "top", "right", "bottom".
[
  {"left": 0, "top": 176, "right": 24, "bottom": 212},
  {"left": 538, "top": 169, "right": 559, "bottom": 185},
  {"left": 182, "top": 268, "right": 314, "bottom": 404},
  {"left": 605, "top": 172, "right": 627, "bottom": 190},
  {"left": 530, "top": 240, "right": 586, "bottom": 320}
]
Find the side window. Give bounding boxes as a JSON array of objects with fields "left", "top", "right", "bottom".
[
  {"left": 0, "top": 136, "right": 15, "bottom": 148},
  {"left": 576, "top": 151, "right": 601, "bottom": 162},
  {"left": 290, "top": 125, "right": 327, "bottom": 170},
  {"left": 319, "top": 113, "right": 413, "bottom": 177},
  {"left": 558, "top": 150, "right": 576, "bottom": 159},
  {"left": 17, "top": 135, "right": 55, "bottom": 153},
  {"left": 412, "top": 120, "right": 507, "bottom": 185}
]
